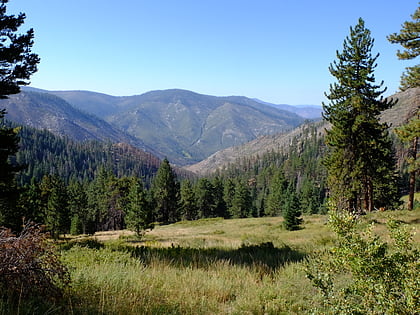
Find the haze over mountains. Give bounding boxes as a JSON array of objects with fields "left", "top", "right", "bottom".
[
  {"left": 2, "top": 88, "right": 320, "bottom": 165},
  {"left": 187, "top": 87, "right": 420, "bottom": 174}
]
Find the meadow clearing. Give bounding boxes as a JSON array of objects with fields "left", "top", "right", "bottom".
[{"left": 57, "top": 207, "right": 419, "bottom": 315}]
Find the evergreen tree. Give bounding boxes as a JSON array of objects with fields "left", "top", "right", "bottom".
[
  {"left": 179, "top": 179, "right": 198, "bottom": 220},
  {"left": 223, "top": 178, "right": 236, "bottom": 216},
  {"left": 0, "top": 0, "right": 39, "bottom": 99},
  {"left": 0, "top": 0, "right": 39, "bottom": 229},
  {"left": 39, "top": 175, "right": 69, "bottom": 239},
  {"left": 151, "top": 158, "right": 179, "bottom": 224},
  {"left": 87, "top": 167, "right": 110, "bottom": 232},
  {"left": 125, "top": 178, "right": 153, "bottom": 237},
  {"left": 68, "top": 180, "right": 91, "bottom": 234},
  {"left": 195, "top": 177, "right": 215, "bottom": 218},
  {"left": 323, "top": 18, "right": 397, "bottom": 212},
  {"left": 283, "top": 190, "right": 302, "bottom": 231},
  {"left": 266, "top": 169, "right": 288, "bottom": 216},
  {"left": 230, "top": 180, "right": 252, "bottom": 218},
  {"left": 395, "top": 109, "right": 420, "bottom": 210},
  {"left": 388, "top": 5, "right": 420, "bottom": 210},
  {"left": 387, "top": 4, "right": 420, "bottom": 90},
  {"left": 211, "top": 177, "right": 228, "bottom": 218}
]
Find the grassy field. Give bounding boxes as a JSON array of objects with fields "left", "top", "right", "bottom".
[{"left": 47, "top": 208, "right": 419, "bottom": 315}]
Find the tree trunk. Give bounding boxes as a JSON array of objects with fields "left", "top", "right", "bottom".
[{"left": 408, "top": 136, "right": 418, "bottom": 210}]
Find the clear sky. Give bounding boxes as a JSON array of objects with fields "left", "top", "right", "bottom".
[{"left": 7, "top": 0, "right": 419, "bottom": 105}]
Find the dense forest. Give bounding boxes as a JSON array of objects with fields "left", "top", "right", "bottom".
[{"left": 3, "top": 118, "right": 412, "bottom": 237}]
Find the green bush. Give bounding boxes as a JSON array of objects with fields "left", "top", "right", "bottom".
[{"left": 306, "top": 210, "right": 420, "bottom": 314}]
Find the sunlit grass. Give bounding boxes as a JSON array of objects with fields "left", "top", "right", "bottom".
[{"left": 56, "top": 209, "right": 419, "bottom": 314}]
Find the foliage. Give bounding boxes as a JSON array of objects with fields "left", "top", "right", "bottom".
[
  {"left": 151, "top": 158, "right": 180, "bottom": 224},
  {"left": 388, "top": 4, "right": 420, "bottom": 90},
  {"left": 179, "top": 179, "right": 198, "bottom": 220},
  {"left": 0, "top": 0, "right": 39, "bottom": 233},
  {"left": 125, "top": 178, "right": 154, "bottom": 237},
  {"left": 0, "top": 222, "right": 69, "bottom": 303},
  {"left": 323, "top": 18, "right": 398, "bottom": 212},
  {"left": 395, "top": 109, "right": 420, "bottom": 210},
  {"left": 306, "top": 210, "right": 420, "bottom": 314},
  {"left": 283, "top": 190, "right": 303, "bottom": 231},
  {"left": 0, "top": 0, "right": 39, "bottom": 99}
]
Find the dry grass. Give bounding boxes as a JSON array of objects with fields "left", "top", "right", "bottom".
[{"left": 56, "top": 209, "right": 420, "bottom": 314}]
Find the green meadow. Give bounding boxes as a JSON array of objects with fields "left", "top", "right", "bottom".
[{"left": 52, "top": 209, "right": 419, "bottom": 315}]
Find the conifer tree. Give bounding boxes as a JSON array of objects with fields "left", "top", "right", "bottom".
[
  {"left": 179, "top": 179, "right": 198, "bottom": 220},
  {"left": 0, "top": 0, "right": 39, "bottom": 228},
  {"left": 39, "top": 175, "right": 69, "bottom": 239},
  {"left": 323, "top": 18, "right": 398, "bottom": 212},
  {"left": 230, "top": 180, "right": 252, "bottom": 218},
  {"left": 151, "top": 158, "right": 179, "bottom": 224},
  {"left": 387, "top": 4, "right": 420, "bottom": 90},
  {"left": 266, "top": 169, "right": 288, "bottom": 216},
  {"left": 388, "top": 5, "right": 420, "bottom": 209},
  {"left": 283, "top": 190, "right": 302, "bottom": 231},
  {"left": 395, "top": 110, "right": 419, "bottom": 209},
  {"left": 125, "top": 178, "right": 153, "bottom": 237},
  {"left": 195, "top": 177, "right": 215, "bottom": 218},
  {"left": 68, "top": 180, "right": 91, "bottom": 234}
]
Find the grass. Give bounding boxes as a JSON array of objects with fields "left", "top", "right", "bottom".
[{"left": 11, "top": 209, "right": 420, "bottom": 314}]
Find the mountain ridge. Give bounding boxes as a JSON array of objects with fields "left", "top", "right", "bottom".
[
  {"left": 10, "top": 88, "right": 309, "bottom": 165},
  {"left": 186, "top": 87, "right": 419, "bottom": 174}
]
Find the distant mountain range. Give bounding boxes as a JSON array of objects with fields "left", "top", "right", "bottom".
[
  {"left": 252, "top": 98, "right": 323, "bottom": 119},
  {"left": 1, "top": 88, "right": 316, "bottom": 165},
  {"left": 186, "top": 87, "right": 419, "bottom": 174}
]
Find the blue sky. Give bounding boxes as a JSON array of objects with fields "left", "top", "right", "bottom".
[{"left": 7, "top": 0, "right": 419, "bottom": 105}]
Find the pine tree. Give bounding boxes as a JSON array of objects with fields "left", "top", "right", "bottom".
[
  {"left": 323, "top": 18, "right": 398, "bottom": 213},
  {"left": 68, "top": 180, "right": 91, "bottom": 234},
  {"left": 0, "top": 0, "right": 39, "bottom": 229},
  {"left": 230, "top": 180, "right": 252, "bottom": 218},
  {"left": 195, "top": 178, "right": 215, "bottom": 218},
  {"left": 266, "top": 169, "right": 288, "bottom": 216},
  {"left": 388, "top": 5, "right": 420, "bottom": 210},
  {"left": 125, "top": 178, "right": 153, "bottom": 237},
  {"left": 387, "top": 4, "right": 420, "bottom": 90},
  {"left": 179, "top": 179, "right": 198, "bottom": 220},
  {"left": 39, "top": 175, "right": 69, "bottom": 239},
  {"left": 212, "top": 177, "right": 228, "bottom": 218},
  {"left": 283, "top": 190, "right": 302, "bottom": 231},
  {"left": 395, "top": 110, "right": 420, "bottom": 209},
  {"left": 151, "top": 158, "right": 179, "bottom": 224}
]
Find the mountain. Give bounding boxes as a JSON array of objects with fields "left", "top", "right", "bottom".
[
  {"left": 187, "top": 87, "right": 419, "bottom": 175},
  {"left": 17, "top": 88, "right": 306, "bottom": 165},
  {"left": 105, "top": 90, "right": 306, "bottom": 164},
  {"left": 252, "top": 98, "right": 323, "bottom": 119},
  {"left": 0, "top": 90, "right": 155, "bottom": 154}
]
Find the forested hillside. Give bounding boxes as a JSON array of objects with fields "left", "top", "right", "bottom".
[
  {"left": 10, "top": 88, "right": 307, "bottom": 165},
  {"left": 187, "top": 87, "right": 419, "bottom": 174},
  {"left": 8, "top": 122, "right": 162, "bottom": 185}
]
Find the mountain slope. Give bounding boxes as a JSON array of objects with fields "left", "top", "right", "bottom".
[
  {"left": 252, "top": 98, "right": 323, "bottom": 119},
  {"left": 106, "top": 89, "right": 305, "bottom": 164},
  {"left": 187, "top": 87, "right": 419, "bottom": 174},
  {"left": 5, "top": 88, "right": 307, "bottom": 165},
  {"left": 0, "top": 91, "right": 154, "bottom": 153}
]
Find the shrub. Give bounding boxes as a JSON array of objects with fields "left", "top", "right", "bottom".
[
  {"left": 306, "top": 211, "right": 420, "bottom": 314},
  {"left": 0, "top": 222, "right": 70, "bottom": 301}
]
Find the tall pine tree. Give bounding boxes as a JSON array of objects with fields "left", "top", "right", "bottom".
[
  {"left": 387, "top": 4, "right": 420, "bottom": 91},
  {"left": 125, "top": 178, "right": 153, "bottom": 237},
  {"left": 323, "top": 18, "right": 398, "bottom": 213},
  {"left": 0, "top": 0, "right": 39, "bottom": 229},
  {"left": 388, "top": 5, "right": 420, "bottom": 210},
  {"left": 151, "top": 158, "right": 179, "bottom": 224}
]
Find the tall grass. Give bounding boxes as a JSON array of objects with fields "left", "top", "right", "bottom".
[
  {"left": 63, "top": 245, "right": 318, "bottom": 314},
  {"left": 11, "top": 211, "right": 418, "bottom": 314}
]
